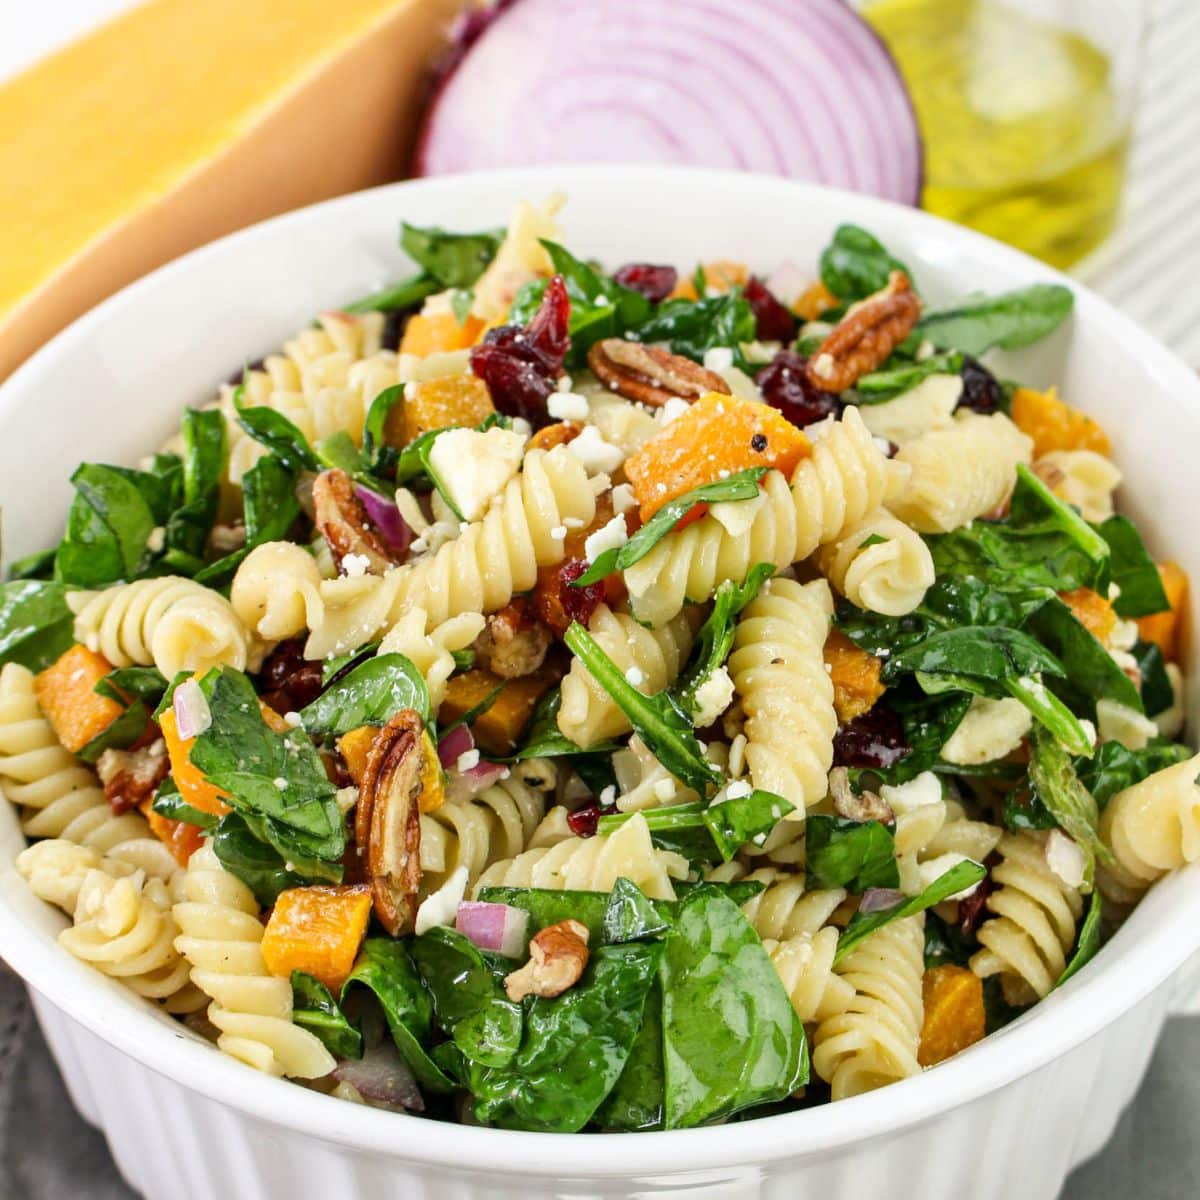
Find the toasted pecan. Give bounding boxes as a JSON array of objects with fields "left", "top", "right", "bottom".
[
  {"left": 588, "top": 338, "right": 731, "bottom": 408},
  {"left": 504, "top": 918, "right": 591, "bottom": 1001},
  {"left": 312, "top": 468, "right": 396, "bottom": 576}
]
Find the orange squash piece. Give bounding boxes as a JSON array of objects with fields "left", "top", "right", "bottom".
[
  {"left": 669, "top": 259, "right": 750, "bottom": 301},
  {"left": 792, "top": 280, "right": 839, "bottom": 321},
  {"left": 337, "top": 725, "right": 379, "bottom": 787},
  {"left": 33, "top": 644, "right": 123, "bottom": 753},
  {"left": 439, "top": 667, "right": 557, "bottom": 756},
  {"left": 398, "top": 310, "right": 485, "bottom": 359},
  {"left": 143, "top": 800, "right": 206, "bottom": 867},
  {"left": 1010, "top": 386, "right": 1111, "bottom": 458},
  {"left": 260, "top": 884, "right": 372, "bottom": 993},
  {"left": 823, "top": 630, "right": 885, "bottom": 724},
  {"left": 623, "top": 392, "right": 811, "bottom": 522},
  {"left": 527, "top": 421, "right": 581, "bottom": 453},
  {"left": 1137, "top": 560, "right": 1189, "bottom": 663},
  {"left": 1059, "top": 587, "right": 1117, "bottom": 646},
  {"left": 395, "top": 372, "right": 494, "bottom": 445},
  {"left": 337, "top": 724, "right": 444, "bottom": 814},
  {"left": 918, "top": 965, "right": 987, "bottom": 1067}
]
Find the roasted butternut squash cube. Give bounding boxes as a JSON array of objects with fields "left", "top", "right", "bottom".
[
  {"left": 398, "top": 373, "right": 494, "bottom": 445},
  {"left": 439, "top": 667, "right": 557, "bottom": 756},
  {"left": 338, "top": 723, "right": 443, "bottom": 813},
  {"left": 668, "top": 259, "right": 749, "bottom": 300},
  {"left": 260, "top": 884, "right": 373, "bottom": 993},
  {"left": 34, "top": 644, "right": 123, "bottom": 753},
  {"left": 1059, "top": 587, "right": 1117, "bottom": 646},
  {"left": 918, "top": 964, "right": 986, "bottom": 1067},
  {"left": 143, "top": 800, "right": 205, "bottom": 867},
  {"left": 399, "top": 310, "right": 485, "bottom": 358},
  {"left": 1010, "top": 386, "right": 1111, "bottom": 458},
  {"left": 823, "top": 630, "right": 885, "bottom": 724}
]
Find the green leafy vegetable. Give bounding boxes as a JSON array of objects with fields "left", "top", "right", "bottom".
[
  {"left": 889, "top": 625, "right": 1066, "bottom": 691},
  {"left": 603, "top": 878, "right": 673, "bottom": 943},
  {"left": 1095, "top": 515, "right": 1169, "bottom": 618},
  {"left": 819, "top": 224, "right": 912, "bottom": 302},
  {"left": 8, "top": 549, "right": 55, "bottom": 581},
  {"left": 0, "top": 581, "right": 75, "bottom": 671},
  {"left": 232, "top": 386, "right": 319, "bottom": 473},
  {"left": 76, "top": 699, "right": 151, "bottom": 764},
  {"left": 300, "top": 653, "right": 431, "bottom": 736},
  {"left": 291, "top": 971, "right": 362, "bottom": 1059},
  {"left": 629, "top": 289, "right": 756, "bottom": 367},
  {"left": 361, "top": 385, "right": 405, "bottom": 476},
  {"left": 209, "top": 811, "right": 305, "bottom": 904},
  {"left": 918, "top": 284, "right": 1074, "bottom": 355},
  {"left": 1134, "top": 640, "right": 1174, "bottom": 717},
  {"left": 853, "top": 352, "right": 963, "bottom": 402},
  {"left": 94, "top": 666, "right": 168, "bottom": 706},
  {"left": 505, "top": 687, "right": 620, "bottom": 763},
  {"left": 1075, "top": 738, "right": 1191, "bottom": 808},
  {"left": 1001, "top": 789, "right": 1056, "bottom": 833},
  {"left": 1055, "top": 889, "right": 1103, "bottom": 988},
  {"left": 400, "top": 222, "right": 504, "bottom": 289},
  {"left": 575, "top": 469, "right": 767, "bottom": 587},
  {"left": 344, "top": 274, "right": 439, "bottom": 316},
  {"left": 162, "top": 408, "right": 226, "bottom": 571},
  {"left": 806, "top": 814, "right": 900, "bottom": 892},
  {"left": 151, "top": 780, "right": 219, "bottom": 832},
  {"left": 593, "top": 981, "right": 665, "bottom": 1131}
]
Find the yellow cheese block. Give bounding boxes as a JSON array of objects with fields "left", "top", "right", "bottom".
[{"left": 0, "top": 0, "right": 462, "bottom": 381}]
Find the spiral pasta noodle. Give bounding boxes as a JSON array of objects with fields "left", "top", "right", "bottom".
[
  {"left": 472, "top": 811, "right": 688, "bottom": 900},
  {"left": 1034, "top": 449, "right": 1122, "bottom": 523},
  {"left": 173, "top": 844, "right": 336, "bottom": 1078},
  {"left": 728, "top": 578, "right": 836, "bottom": 818},
  {"left": 16, "top": 839, "right": 128, "bottom": 916},
  {"left": 622, "top": 407, "right": 899, "bottom": 628},
  {"left": 558, "top": 605, "right": 696, "bottom": 749},
  {"left": 891, "top": 411, "right": 1033, "bottom": 534},
  {"left": 230, "top": 541, "right": 325, "bottom": 643},
  {"left": 377, "top": 607, "right": 486, "bottom": 709},
  {"left": 969, "top": 832, "right": 1084, "bottom": 1004},
  {"left": 814, "top": 507, "right": 935, "bottom": 616},
  {"left": 1098, "top": 753, "right": 1200, "bottom": 905},
  {"left": 70, "top": 577, "right": 255, "bottom": 678},
  {"left": 811, "top": 913, "right": 925, "bottom": 1100}
]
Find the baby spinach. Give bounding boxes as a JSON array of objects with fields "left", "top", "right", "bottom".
[
  {"left": 0, "top": 580, "right": 75, "bottom": 671},
  {"left": 465, "top": 942, "right": 664, "bottom": 1133},
  {"left": 835, "top": 860, "right": 987, "bottom": 963},
  {"left": 346, "top": 938, "right": 455, "bottom": 1092},
  {"left": 344, "top": 273, "right": 439, "bottom": 316},
  {"left": 189, "top": 667, "right": 344, "bottom": 876},
  {"left": 661, "top": 889, "right": 807, "bottom": 1128},
  {"left": 574, "top": 469, "right": 767, "bottom": 587},
  {"left": 889, "top": 625, "right": 1066, "bottom": 691},
  {"left": 1001, "top": 788, "right": 1057, "bottom": 833},
  {"left": 209, "top": 811, "right": 305, "bottom": 904},
  {"left": 819, "top": 224, "right": 912, "bottom": 302},
  {"left": 164, "top": 408, "right": 226, "bottom": 570},
  {"left": 300, "top": 652, "right": 430, "bottom": 736},
  {"left": 877, "top": 688, "right": 971, "bottom": 785},
  {"left": 593, "top": 981, "right": 665, "bottom": 1131},
  {"left": 1075, "top": 738, "right": 1191, "bottom": 808},
  {"left": 291, "top": 971, "right": 362, "bottom": 1059},
  {"left": 923, "top": 911, "right": 977, "bottom": 969},
  {"left": 1055, "top": 889, "right": 1103, "bottom": 989},
  {"left": 1095, "top": 515, "right": 1169, "bottom": 618},
  {"left": 805, "top": 815, "right": 900, "bottom": 892},
  {"left": 673, "top": 564, "right": 774, "bottom": 716},
  {"left": 361, "top": 385, "right": 405, "bottom": 476},
  {"left": 917, "top": 283, "right": 1074, "bottom": 355},
  {"left": 76, "top": 699, "right": 151, "bottom": 764},
  {"left": 564, "top": 621, "right": 722, "bottom": 794},
  {"left": 1028, "top": 724, "right": 1111, "bottom": 887},
  {"left": 94, "top": 666, "right": 168, "bottom": 706},
  {"left": 603, "top": 877, "right": 674, "bottom": 943},
  {"left": 853, "top": 352, "right": 963, "bottom": 402},
  {"left": 8, "top": 548, "right": 55, "bottom": 581},
  {"left": 151, "top": 780, "right": 219, "bottom": 833},
  {"left": 629, "top": 289, "right": 756, "bottom": 367},
  {"left": 476, "top": 887, "right": 612, "bottom": 945},
  {"left": 1134, "top": 640, "right": 1174, "bottom": 717},
  {"left": 233, "top": 386, "right": 319, "bottom": 473},
  {"left": 400, "top": 222, "right": 504, "bottom": 289}
]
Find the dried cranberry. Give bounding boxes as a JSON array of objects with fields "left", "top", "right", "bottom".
[
  {"left": 958, "top": 356, "right": 1001, "bottom": 414},
  {"left": 532, "top": 558, "right": 606, "bottom": 637},
  {"left": 756, "top": 350, "right": 841, "bottom": 428},
  {"left": 612, "top": 263, "right": 678, "bottom": 304},
  {"left": 958, "top": 852, "right": 1001, "bottom": 934},
  {"left": 567, "top": 799, "right": 617, "bottom": 838},
  {"left": 381, "top": 309, "right": 411, "bottom": 351},
  {"left": 832, "top": 705, "right": 911, "bottom": 770},
  {"left": 258, "top": 639, "right": 325, "bottom": 713},
  {"left": 470, "top": 275, "right": 570, "bottom": 428},
  {"left": 744, "top": 277, "right": 797, "bottom": 344}
]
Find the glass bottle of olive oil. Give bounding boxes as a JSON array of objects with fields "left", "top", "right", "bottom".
[{"left": 864, "top": 0, "right": 1139, "bottom": 267}]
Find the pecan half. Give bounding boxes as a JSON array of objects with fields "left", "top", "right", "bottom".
[
  {"left": 807, "top": 271, "right": 921, "bottom": 393},
  {"left": 97, "top": 739, "right": 169, "bottom": 815},
  {"left": 588, "top": 339, "right": 730, "bottom": 408},
  {"left": 828, "top": 766, "right": 894, "bottom": 824},
  {"left": 472, "top": 598, "right": 552, "bottom": 679},
  {"left": 527, "top": 421, "right": 581, "bottom": 453},
  {"left": 356, "top": 709, "right": 425, "bottom": 936},
  {"left": 504, "top": 918, "right": 590, "bottom": 1002},
  {"left": 312, "top": 468, "right": 396, "bottom": 576}
]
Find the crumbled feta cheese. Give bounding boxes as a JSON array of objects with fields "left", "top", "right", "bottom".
[
  {"left": 1096, "top": 698, "right": 1159, "bottom": 751},
  {"left": 284, "top": 711, "right": 303, "bottom": 728},
  {"left": 547, "top": 390, "right": 590, "bottom": 422},
  {"left": 703, "top": 347, "right": 735, "bottom": 373},
  {"left": 873, "top": 436, "right": 894, "bottom": 456},
  {"left": 415, "top": 866, "right": 468, "bottom": 936},
  {"left": 914, "top": 339, "right": 937, "bottom": 361},
  {"left": 880, "top": 771, "right": 943, "bottom": 815},
  {"left": 653, "top": 778, "right": 676, "bottom": 801},
  {"left": 1045, "top": 830, "right": 1086, "bottom": 890},
  {"left": 145, "top": 526, "right": 165, "bottom": 554},
  {"left": 566, "top": 424, "right": 625, "bottom": 475},
  {"left": 939, "top": 697, "right": 1033, "bottom": 766},
  {"left": 611, "top": 483, "right": 637, "bottom": 514},
  {"left": 691, "top": 667, "right": 735, "bottom": 727},
  {"left": 1155, "top": 663, "right": 1186, "bottom": 739},
  {"left": 335, "top": 786, "right": 359, "bottom": 816},
  {"left": 563, "top": 517, "right": 585, "bottom": 529},
  {"left": 709, "top": 490, "right": 765, "bottom": 538},
  {"left": 917, "top": 853, "right": 982, "bottom": 901},
  {"left": 456, "top": 749, "right": 481, "bottom": 773},
  {"left": 341, "top": 552, "right": 371, "bottom": 578},
  {"left": 557, "top": 375, "right": 573, "bottom": 393},
  {"left": 658, "top": 396, "right": 691, "bottom": 427},
  {"left": 725, "top": 779, "right": 753, "bottom": 800},
  {"left": 549, "top": 525, "right": 567, "bottom": 541},
  {"left": 600, "top": 785, "right": 617, "bottom": 806},
  {"left": 273, "top": 777, "right": 288, "bottom": 791},
  {"left": 1108, "top": 618, "right": 1139, "bottom": 653},
  {"left": 625, "top": 666, "right": 645, "bottom": 686},
  {"left": 511, "top": 417, "right": 533, "bottom": 440},
  {"left": 427, "top": 426, "right": 526, "bottom": 521},
  {"left": 584, "top": 514, "right": 628, "bottom": 563}
]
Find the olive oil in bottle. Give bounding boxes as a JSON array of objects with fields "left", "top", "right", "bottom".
[{"left": 865, "top": 0, "right": 1132, "bottom": 267}]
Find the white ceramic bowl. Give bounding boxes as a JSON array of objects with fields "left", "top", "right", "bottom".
[{"left": 2, "top": 167, "right": 1199, "bottom": 1200}]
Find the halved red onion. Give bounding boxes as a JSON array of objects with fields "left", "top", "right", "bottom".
[
  {"left": 416, "top": 0, "right": 922, "bottom": 204},
  {"left": 858, "top": 887, "right": 906, "bottom": 913},
  {"left": 354, "top": 484, "right": 413, "bottom": 557},
  {"left": 437, "top": 723, "right": 475, "bottom": 770},
  {"left": 457, "top": 900, "right": 529, "bottom": 958},
  {"left": 765, "top": 261, "right": 810, "bottom": 309},
  {"left": 333, "top": 1040, "right": 424, "bottom": 1114},
  {"left": 172, "top": 678, "right": 211, "bottom": 740}
]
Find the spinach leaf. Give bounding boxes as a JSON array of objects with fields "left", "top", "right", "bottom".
[
  {"left": 661, "top": 889, "right": 807, "bottom": 1128},
  {"left": 361, "top": 385, "right": 404, "bottom": 476},
  {"left": 835, "top": 860, "right": 987, "bottom": 963},
  {"left": 1001, "top": 788, "right": 1057, "bottom": 833},
  {"left": 889, "top": 625, "right": 1066, "bottom": 690},
  {"left": 853, "top": 353, "right": 963, "bottom": 402},
  {"left": 400, "top": 222, "right": 504, "bottom": 289},
  {"left": 1028, "top": 724, "right": 1111, "bottom": 886},
  {"left": 805, "top": 814, "right": 899, "bottom": 892},
  {"left": 630, "top": 290, "right": 756, "bottom": 366},
  {"left": 209, "top": 811, "right": 305, "bottom": 904},
  {"left": 476, "top": 887, "right": 612, "bottom": 945},
  {"left": 94, "top": 666, "right": 168, "bottom": 706},
  {"left": 233, "top": 386, "right": 319, "bottom": 473},
  {"left": 465, "top": 943, "right": 663, "bottom": 1133},
  {"left": 1075, "top": 738, "right": 1191, "bottom": 808},
  {"left": 151, "top": 781, "right": 219, "bottom": 833},
  {"left": 575, "top": 468, "right": 767, "bottom": 586},
  {"left": 1095, "top": 515, "right": 1169, "bottom": 618},
  {"left": 873, "top": 686, "right": 970, "bottom": 784},
  {"left": 164, "top": 408, "right": 226, "bottom": 569},
  {"left": 673, "top": 564, "right": 774, "bottom": 716},
  {"left": 917, "top": 284, "right": 1074, "bottom": 355},
  {"left": 0, "top": 581, "right": 75, "bottom": 671},
  {"left": 1134, "top": 640, "right": 1175, "bottom": 717},
  {"left": 8, "top": 549, "right": 56, "bottom": 581},
  {"left": 345, "top": 938, "right": 456, "bottom": 1091},
  {"left": 190, "top": 667, "right": 344, "bottom": 875},
  {"left": 923, "top": 911, "right": 976, "bottom": 968},
  {"left": 593, "top": 981, "right": 665, "bottom": 1131},
  {"left": 300, "top": 653, "right": 430, "bottom": 736},
  {"left": 320, "top": 641, "right": 380, "bottom": 687},
  {"left": 1055, "top": 889, "right": 1103, "bottom": 989},
  {"left": 564, "top": 621, "right": 721, "bottom": 794},
  {"left": 819, "top": 224, "right": 912, "bottom": 302},
  {"left": 76, "top": 699, "right": 151, "bottom": 764},
  {"left": 506, "top": 688, "right": 620, "bottom": 762},
  {"left": 603, "top": 878, "right": 673, "bottom": 943},
  {"left": 344, "top": 274, "right": 439, "bottom": 316},
  {"left": 291, "top": 971, "right": 362, "bottom": 1059}
]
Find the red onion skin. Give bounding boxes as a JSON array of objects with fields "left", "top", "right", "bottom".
[
  {"left": 858, "top": 887, "right": 906, "bottom": 913},
  {"left": 354, "top": 485, "right": 413, "bottom": 558},
  {"left": 333, "top": 1041, "right": 424, "bottom": 1113},
  {"left": 437, "top": 724, "right": 476, "bottom": 770},
  {"left": 456, "top": 900, "right": 528, "bottom": 957}
]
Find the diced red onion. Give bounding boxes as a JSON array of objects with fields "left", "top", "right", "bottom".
[
  {"left": 416, "top": 0, "right": 922, "bottom": 205},
  {"left": 354, "top": 485, "right": 413, "bottom": 557},
  {"left": 443, "top": 760, "right": 508, "bottom": 804},
  {"left": 437, "top": 724, "right": 475, "bottom": 769},
  {"left": 859, "top": 887, "right": 906, "bottom": 913},
  {"left": 333, "top": 1041, "right": 424, "bottom": 1113},
  {"left": 457, "top": 900, "right": 529, "bottom": 958},
  {"left": 172, "top": 679, "right": 211, "bottom": 740},
  {"left": 765, "top": 261, "right": 809, "bottom": 309}
]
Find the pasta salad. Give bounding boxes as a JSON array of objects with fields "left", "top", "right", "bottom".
[{"left": 2, "top": 195, "right": 1196, "bottom": 1130}]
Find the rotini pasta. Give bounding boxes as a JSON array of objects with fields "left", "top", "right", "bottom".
[
  {"left": 230, "top": 541, "right": 325, "bottom": 642},
  {"left": 892, "top": 411, "right": 1033, "bottom": 533},
  {"left": 858, "top": 373, "right": 962, "bottom": 446},
  {"left": 377, "top": 607, "right": 486, "bottom": 709},
  {"left": 173, "top": 844, "right": 336, "bottom": 1078},
  {"left": 1035, "top": 449, "right": 1122, "bottom": 523},
  {"left": 70, "top": 577, "right": 255, "bottom": 678}
]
